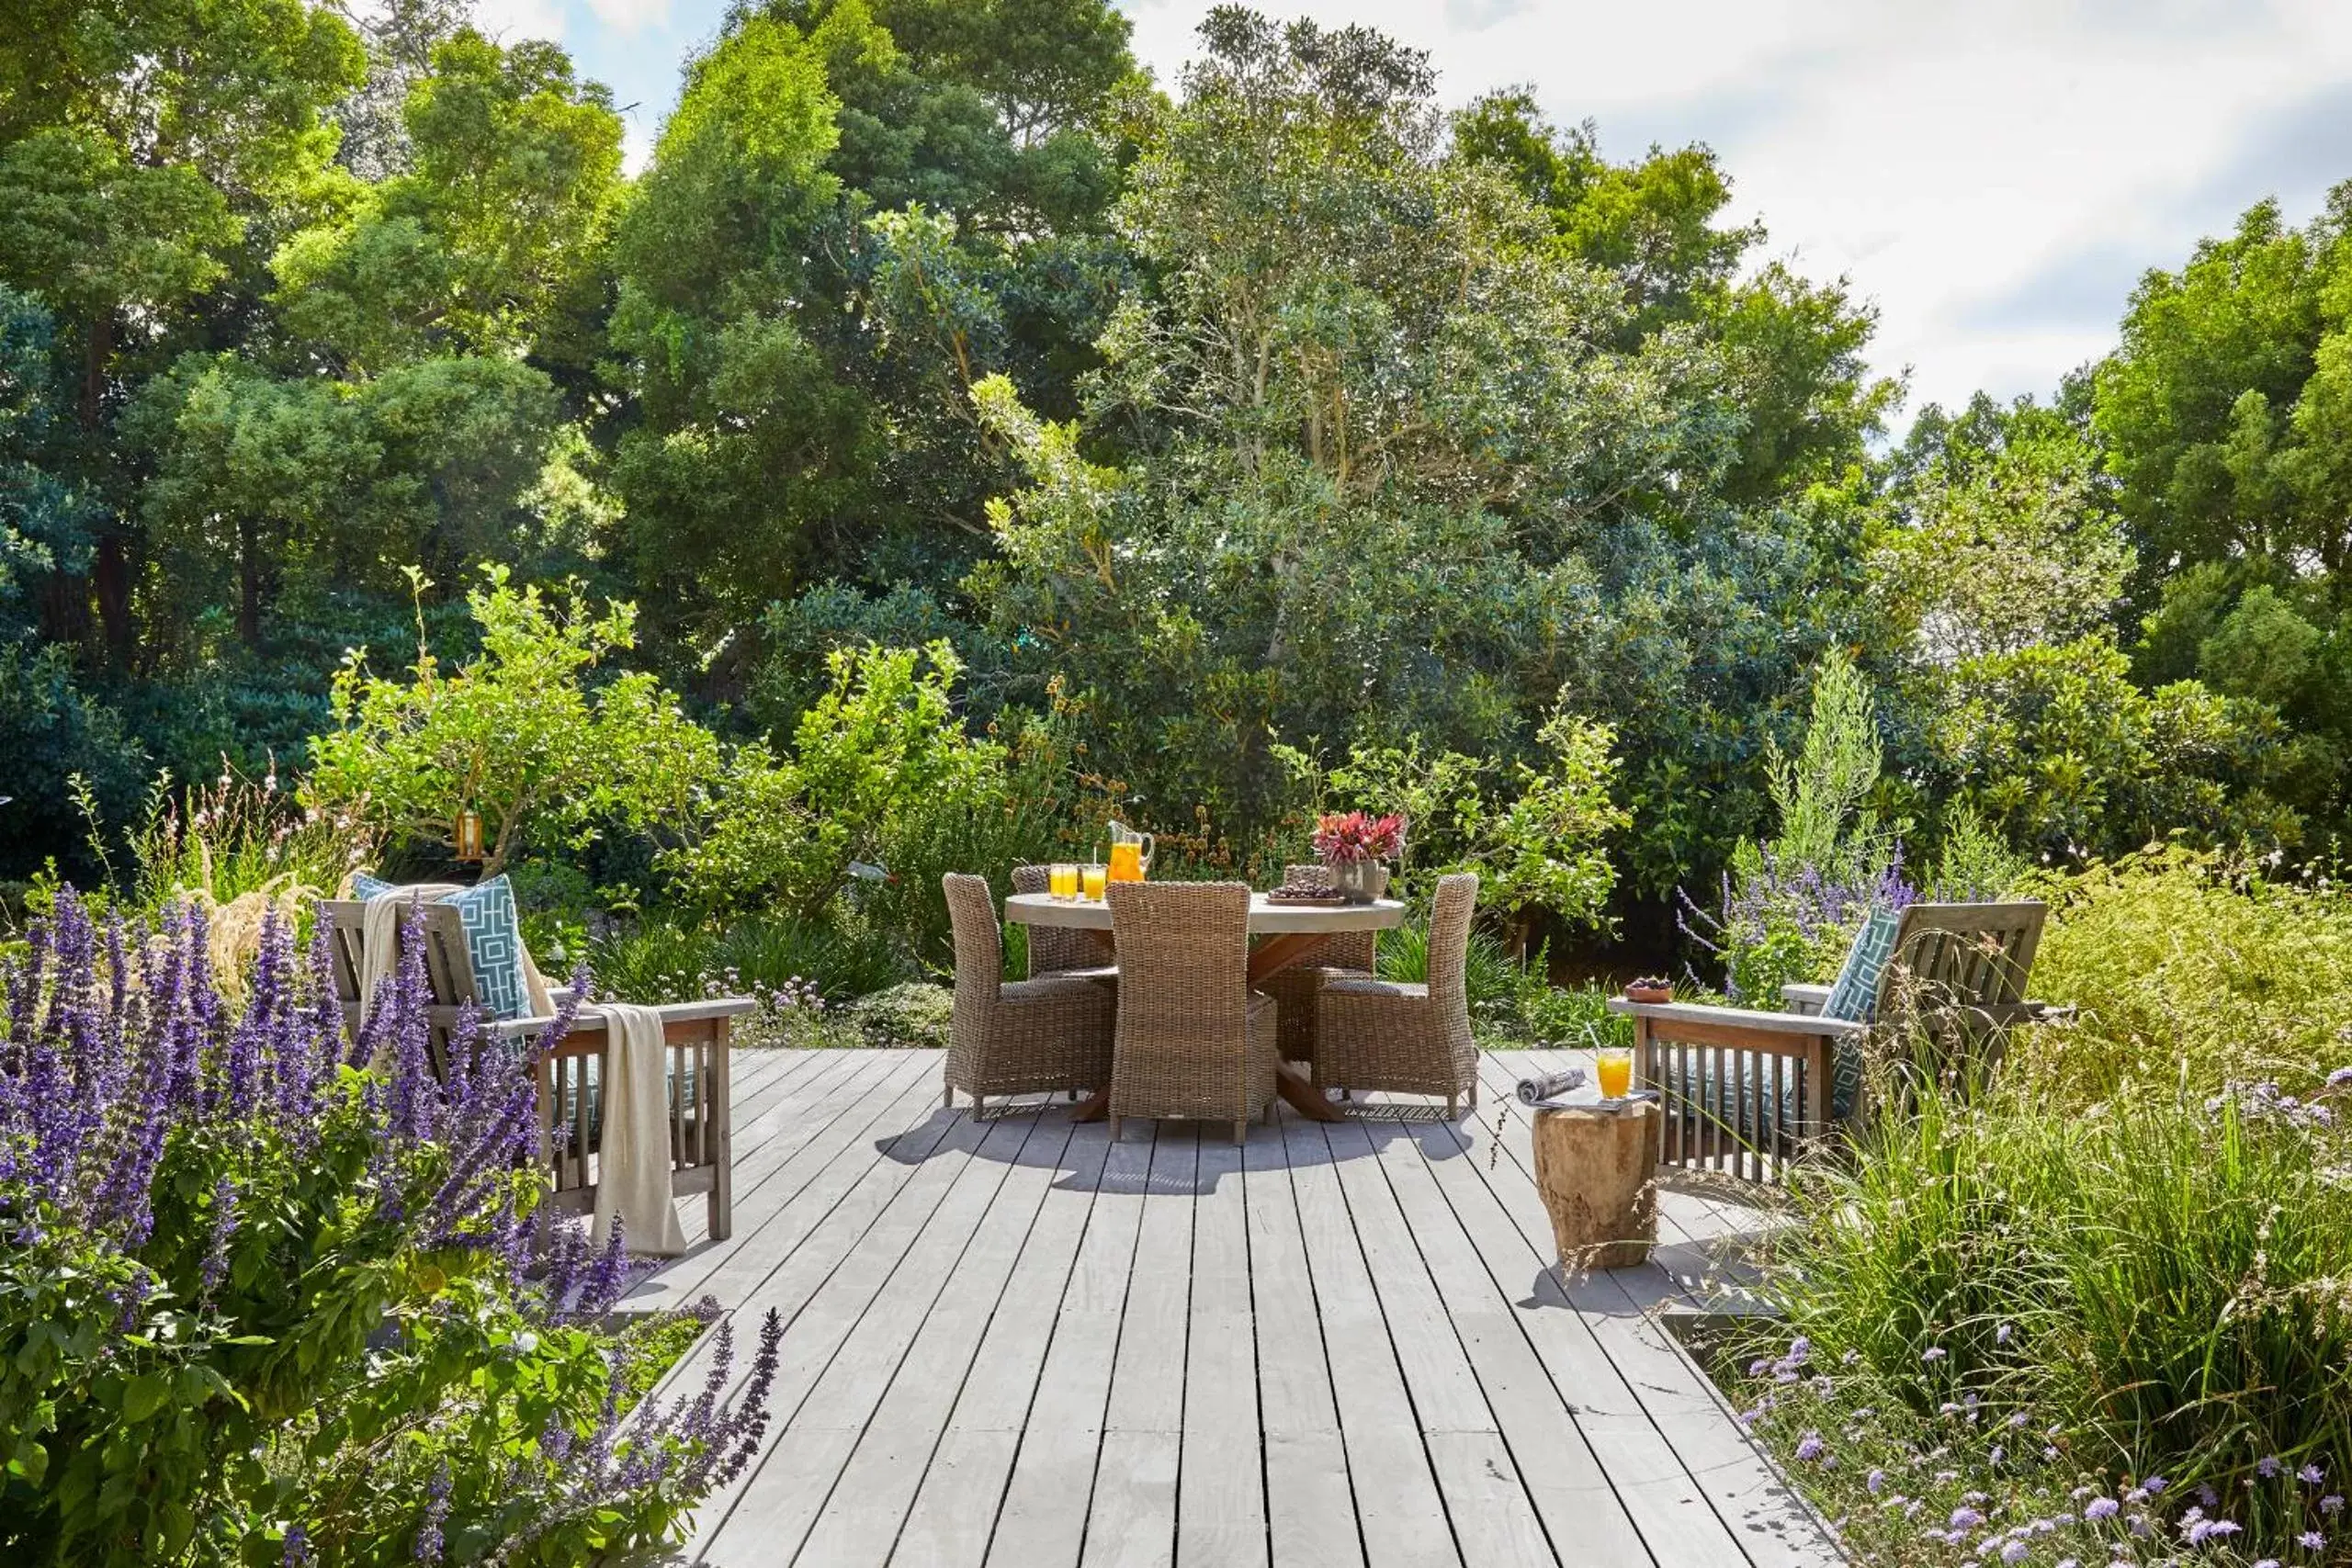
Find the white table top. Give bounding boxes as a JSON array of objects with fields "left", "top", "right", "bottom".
[{"left": 1005, "top": 890, "right": 1407, "bottom": 933}]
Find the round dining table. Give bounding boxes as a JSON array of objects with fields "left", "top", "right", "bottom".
[{"left": 1003, "top": 889, "right": 1408, "bottom": 1124}]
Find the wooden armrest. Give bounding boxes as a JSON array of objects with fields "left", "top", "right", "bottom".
[
  {"left": 1605, "top": 996, "right": 1864, "bottom": 1038},
  {"left": 489, "top": 995, "right": 759, "bottom": 1040},
  {"left": 1781, "top": 983, "right": 1831, "bottom": 1016}
]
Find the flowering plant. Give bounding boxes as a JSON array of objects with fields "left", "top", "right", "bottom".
[
  {"left": 0, "top": 891, "right": 777, "bottom": 1566},
  {"left": 1312, "top": 810, "right": 1406, "bottom": 866}
]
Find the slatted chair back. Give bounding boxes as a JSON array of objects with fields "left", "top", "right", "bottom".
[
  {"left": 1880, "top": 901, "right": 2045, "bottom": 1015},
  {"left": 320, "top": 897, "right": 482, "bottom": 1077},
  {"left": 1011, "top": 864, "right": 1099, "bottom": 976}
]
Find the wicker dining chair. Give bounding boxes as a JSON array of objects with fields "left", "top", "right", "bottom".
[
  {"left": 1105, "top": 880, "right": 1279, "bottom": 1144},
  {"left": 1011, "top": 863, "right": 1112, "bottom": 979},
  {"left": 1262, "top": 863, "right": 1376, "bottom": 1067},
  {"left": 1314, "top": 873, "right": 1481, "bottom": 1116},
  {"left": 943, "top": 874, "right": 1114, "bottom": 1115}
]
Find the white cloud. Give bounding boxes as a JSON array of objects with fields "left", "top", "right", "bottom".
[
  {"left": 470, "top": 0, "right": 570, "bottom": 47},
  {"left": 1118, "top": 0, "right": 2352, "bottom": 421}
]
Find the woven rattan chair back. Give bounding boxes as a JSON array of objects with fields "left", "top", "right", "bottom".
[
  {"left": 1012, "top": 863, "right": 1100, "bottom": 976},
  {"left": 1107, "top": 880, "right": 1252, "bottom": 1041},
  {"left": 944, "top": 873, "right": 1003, "bottom": 1006},
  {"left": 1425, "top": 874, "right": 1480, "bottom": 1058}
]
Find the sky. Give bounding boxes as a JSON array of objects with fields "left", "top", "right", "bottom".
[{"left": 475, "top": 0, "right": 2352, "bottom": 421}]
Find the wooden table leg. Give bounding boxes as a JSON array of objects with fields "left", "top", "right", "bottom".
[
  {"left": 1276, "top": 1063, "right": 1344, "bottom": 1122},
  {"left": 1246, "top": 931, "right": 1329, "bottom": 987}
]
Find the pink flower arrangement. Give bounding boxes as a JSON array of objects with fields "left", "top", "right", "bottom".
[{"left": 1313, "top": 810, "right": 1406, "bottom": 865}]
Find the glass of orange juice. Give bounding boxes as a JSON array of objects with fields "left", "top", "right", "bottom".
[
  {"left": 1048, "top": 862, "right": 1079, "bottom": 899},
  {"left": 1595, "top": 1045, "right": 1634, "bottom": 1100},
  {"left": 1080, "top": 863, "right": 1108, "bottom": 900}
]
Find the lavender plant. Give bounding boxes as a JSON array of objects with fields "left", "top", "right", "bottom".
[{"left": 0, "top": 891, "right": 778, "bottom": 1566}]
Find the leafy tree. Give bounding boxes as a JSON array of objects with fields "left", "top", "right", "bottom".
[
  {"left": 0, "top": 0, "right": 366, "bottom": 660},
  {"left": 1870, "top": 393, "right": 2135, "bottom": 663},
  {"left": 305, "top": 567, "right": 721, "bottom": 875}
]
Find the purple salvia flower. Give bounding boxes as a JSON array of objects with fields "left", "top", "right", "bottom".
[
  {"left": 283, "top": 1524, "right": 312, "bottom": 1567},
  {"left": 198, "top": 1175, "right": 239, "bottom": 1303},
  {"left": 413, "top": 1463, "right": 450, "bottom": 1562},
  {"left": 2258, "top": 1456, "right": 2283, "bottom": 1479},
  {"left": 2083, "top": 1497, "right": 2119, "bottom": 1520},
  {"left": 1794, "top": 1430, "right": 1825, "bottom": 1462},
  {"left": 2302, "top": 1530, "right": 2326, "bottom": 1549},
  {"left": 2300, "top": 1463, "right": 2325, "bottom": 1485}
]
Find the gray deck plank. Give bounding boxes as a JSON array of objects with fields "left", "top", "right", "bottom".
[
  {"left": 1081, "top": 1125, "right": 1198, "bottom": 1568},
  {"left": 1176, "top": 1132, "right": 1268, "bottom": 1566},
  {"left": 786, "top": 1113, "right": 1080, "bottom": 1567},
  {"left": 985, "top": 1126, "right": 1158, "bottom": 1568},
  {"left": 1279, "top": 1111, "right": 1463, "bottom": 1568},
  {"left": 1242, "top": 1110, "right": 1364, "bottom": 1568},
  {"left": 696, "top": 1110, "right": 1047, "bottom": 1559},
  {"left": 649, "top": 1049, "right": 923, "bottom": 1291},
  {"left": 893, "top": 1116, "right": 1117, "bottom": 1568}
]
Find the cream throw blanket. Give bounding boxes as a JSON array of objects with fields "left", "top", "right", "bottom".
[
  {"left": 591, "top": 1001, "right": 688, "bottom": 1257},
  {"left": 358, "top": 888, "right": 678, "bottom": 1252}
]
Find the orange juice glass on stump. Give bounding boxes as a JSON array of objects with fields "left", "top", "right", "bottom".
[
  {"left": 1048, "top": 862, "right": 1079, "bottom": 899},
  {"left": 1081, "top": 863, "right": 1108, "bottom": 900},
  {"left": 1596, "top": 1045, "right": 1634, "bottom": 1100}
]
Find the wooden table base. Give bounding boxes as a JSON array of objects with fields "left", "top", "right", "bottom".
[{"left": 1069, "top": 1063, "right": 1343, "bottom": 1125}]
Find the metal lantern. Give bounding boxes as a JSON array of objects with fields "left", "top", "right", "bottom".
[{"left": 455, "top": 807, "right": 485, "bottom": 863}]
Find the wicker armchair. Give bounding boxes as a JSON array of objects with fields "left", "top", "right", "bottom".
[
  {"left": 1105, "top": 881, "right": 1279, "bottom": 1144},
  {"left": 1261, "top": 863, "right": 1377, "bottom": 1068},
  {"left": 1011, "top": 863, "right": 1112, "bottom": 979},
  {"left": 943, "top": 874, "right": 1114, "bottom": 1115},
  {"left": 1315, "top": 873, "right": 1481, "bottom": 1116}
]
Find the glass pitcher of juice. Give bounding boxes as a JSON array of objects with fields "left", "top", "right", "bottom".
[{"left": 1105, "top": 820, "right": 1153, "bottom": 883}]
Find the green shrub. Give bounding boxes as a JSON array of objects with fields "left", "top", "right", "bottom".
[
  {"left": 585, "top": 912, "right": 903, "bottom": 1005},
  {"left": 2021, "top": 846, "right": 2352, "bottom": 1101},
  {"left": 846, "top": 981, "right": 955, "bottom": 1047}
]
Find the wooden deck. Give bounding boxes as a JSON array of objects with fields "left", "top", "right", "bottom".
[{"left": 626, "top": 1047, "right": 1839, "bottom": 1568}]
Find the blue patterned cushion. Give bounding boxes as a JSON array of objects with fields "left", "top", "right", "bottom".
[
  {"left": 1822, "top": 907, "right": 1899, "bottom": 1023},
  {"left": 353, "top": 873, "right": 532, "bottom": 1021}
]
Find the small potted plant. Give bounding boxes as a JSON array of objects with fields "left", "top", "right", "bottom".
[
  {"left": 1313, "top": 810, "right": 1406, "bottom": 903},
  {"left": 1623, "top": 975, "right": 1673, "bottom": 1004}
]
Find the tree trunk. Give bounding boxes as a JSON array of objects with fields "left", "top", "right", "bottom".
[{"left": 1532, "top": 1100, "right": 1660, "bottom": 1271}]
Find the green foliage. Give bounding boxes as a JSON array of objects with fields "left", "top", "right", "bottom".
[
  {"left": 1932, "top": 634, "right": 2295, "bottom": 859},
  {"left": 305, "top": 567, "right": 720, "bottom": 876},
  {"left": 667, "top": 640, "right": 1014, "bottom": 931},
  {"left": 1871, "top": 397, "right": 2135, "bottom": 663},
  {"left": 844, "top": 980, "right": 956, "bottom": 1046},
  {"left": 2022, "top": 846, "right": 2352, "bottom": 1101},
  {"left": 1478, "top": 710, "right": 1628, "bottom": 928},
  {"left": 586, "top": 911, "right": 904, "bottom": 1003}
]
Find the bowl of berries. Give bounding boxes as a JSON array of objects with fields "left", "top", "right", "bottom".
[{"left": 1623, "top": 976, "right": 1673, "bottom": 1005}]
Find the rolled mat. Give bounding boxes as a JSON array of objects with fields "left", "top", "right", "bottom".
[{"left": 1515, "top": 1066, "right": 1587, "bottom": 1105}]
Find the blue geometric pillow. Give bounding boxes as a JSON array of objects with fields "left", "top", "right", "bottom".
[
  {"left": 1822, "top": 906, "right": 1900, "bottom": 1023},
  {"left": 351, "top": 873, "right": 532, "bottom": 1021}
]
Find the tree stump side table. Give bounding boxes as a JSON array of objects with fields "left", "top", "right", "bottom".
[{"left": 1532, "top": 1100, "right": 1662, "bottom": 1271}]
